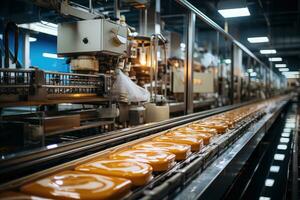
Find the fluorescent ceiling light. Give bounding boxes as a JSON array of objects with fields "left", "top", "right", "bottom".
[
  {"left": 265, "top": 179, "right": 275, "bottom": 187},
  {"left": 29, "top": 37, "right": 37, "bottom": 42},
  {"left": 277, "top": 144, "right": 287, "bottom": 150},
  {"left": 269, "top": 57, "right": 282, "bottom": 62},
  {"left": 275, "top": 64, "right": 286, "bottom": 68},
  {"left": 259, "top": 197, "right": 271, "bottom": 200},
  {"left": 250, "top": 72, "right": 257, "bottom": 77},
  {"left": 224, "top": 59, "right": 231, "bottom": 64},
  {"left": 281, "top": 133, "right": 290, "bottom": 137},
  {"left": 43, "top": 52, "right": 64, "bottom": 59},
  {"left": 282, "top": 71, "right": 300, "bottom": 75},
  {"left": 274, "top": 154, "right": 285, "bottom": 161},
  {"left": 18, "top": 21, "right": 57, "bottom": 36},
  {"left": 278, "top": 68, "right": 289, "bottom": 72},
  {"left": 282, "top": 71, "right": 300, "bottom": 79},
  {"left": 41, "top": 20, "right": 58, "bottom": 28},
  {"left": 180, "top": 43, "right": 186, "bottom": 49},
  {"left": 280, "top": 137, "right": 289, "bottom": 143},
  {"left": 218, "top": 7, "right": 250, "bottom": 18},
  {"left": 247, "top": 68, "right": 254, "bottom": 73},
  {"left": 247, "top": 37, "right": 269, "bottom": 43},
  {"left": 270, "top": 166, "right": 280, "bottom": 173},
  {"left": 285, "top": 74, "right": 299, "bottom": 79},
  {"left": 260, "top": 49, "right": 276, "bottom": 54}
]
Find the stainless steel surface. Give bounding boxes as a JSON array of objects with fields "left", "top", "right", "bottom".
[
  {"left": 0, "top": 101, "right": 257, "bottom": 181},
  {"left": 0, "top": 97, "right": 289, "bottom": 200},
  {"left": 0, "top": 101, "right": 266, "bottom": 191},
  {"left": 184, "top": 11, "right": 195, "bottom": 114},
  {"left": 233, "top": 44, "right": 242, "bottom": 103},
  {"left": 45, "top": 120, "right": 114, "bottom": 136},
  {"left": 292, "top": 112, "right": 299, "bottom": 200},
  {"left": 129, "top": 106, "right": 146, "bottom": 125},
  {"left": 169, "top": 99, "right": 215, "bottom": 113},
  {"left": 57, "top": 19, "right": 127, "bottom": 56},
  {"left": 174, "top": 100, "right": 287, "bottom": 200},
  {"left": 0, "top": 68, "right": 111, "bottom": 106},
  {"left": 60, "top": 0, "right": 99, "bottom": 20}
]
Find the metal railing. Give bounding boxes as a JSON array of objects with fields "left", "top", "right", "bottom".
[
  {"left": 0, "top": 68, "right": 110, "bottom": 100},
  {"left": 44, "top": 71, "right": 103, "bottom": 95},
  {"left": 0, "top": 68, "right": 33, "bottom": 95}
]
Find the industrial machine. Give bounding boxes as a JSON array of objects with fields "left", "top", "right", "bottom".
[
  {"left": 0, "top": 0, "right": 179, "bottom": 156},
  {"left": 0, "top": 1, "right": 133, "bottom": 154},
  {"left": 0, "top": 0, "right": 295, "bottom": 199}
]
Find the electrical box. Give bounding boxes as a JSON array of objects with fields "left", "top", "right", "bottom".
[{"left": 57, "top": 19, "right": 127, "bottom": 56}]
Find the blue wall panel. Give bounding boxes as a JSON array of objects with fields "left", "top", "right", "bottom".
[
  {"left": 29, "top": 33, "right": 70, "bottom": 72},
  {"left": 1, "top": 23, "right": 70, "bottom": 72}
]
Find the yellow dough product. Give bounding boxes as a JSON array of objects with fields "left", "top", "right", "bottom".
[
  {"left": 132, "top": 141, "right": 191, "bottom": 160},
  {"left": 75, "top": 159, "right": 153, "bottom": 186},
  {"left": 186, "top": 125, "right": 218, "bottom": 135},
  {"left": 166, "top": 131, "right": 212, "bottom": 145},
  {"left": 208, "top": 116, "right": 235, "bottom": 128},
  {"left": 195, "top": 121, "right": 228, "bottom": 134},
  {"left": 109, "top": 149, "right": 176, "bottom": 171},
  {"left": 152, "top": 135, "right": 203, "bottom": 152},
  {"left": 0, "top": 191, "right": 51, "bottom": 200},
  {"left": 20, "top": 170, "right": 132, "bottom": 200}
]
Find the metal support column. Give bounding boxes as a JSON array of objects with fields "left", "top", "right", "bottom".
[
  {"left": 114, "top": 0, "right": 120, "bottom": 21},
  {"left": 230, "top": 43, "right": 234, "bottom": 105},
  {"left": 269, "top": 68, "right": 272, "bottom": 97},
  {"left": 147, "top": 0, "right": 161, "bottom": 34},
  {"left": 184, "top": 11, "right": 195, "bottom": 114},
  {"left": 233, "top": 44, "right": 242, "bottom": 103},
  {"left": 265, "top": 67, "right": 268, "bottom": 98},
  {"left": 139, "top": 9, "right": 148, "bottom": 35},
  {"left": 22, "top": 33, "right": 30, "bottom": 68}
]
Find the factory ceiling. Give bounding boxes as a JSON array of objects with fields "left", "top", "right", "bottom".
[
  {"left": 173, "top": 0, "right": 300, "bottom": 72},
  {"left": 0, "top": 0, "right": 299, "bottom": 72}
]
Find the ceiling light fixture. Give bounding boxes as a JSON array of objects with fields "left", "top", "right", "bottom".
[
  {"left": 282, "top": 71, "right": 299, "bottom": 75},
  {"left": 269, "top": 57, "right": 282, "bottom": 62},
  {"left": 284, "top": 74, "right": 299, "bottom": 79},
  {"left": 247, "top": 37, "right": 269, "bottom": 43},
  {"left": 247, "top": 68, "right": 254, "bottom": 73},
  {"left": 278, "top": 68, "right": 289, "bottom": 72},
  {"left": 260, "top": 49, "right": 276, "bottom": 54},
  {"left": 29, "top": 37, "right": 37, "bottom": 42},
  {"left": 18, "top": 20, "right": 58, "bottom": 36},
  {"left": 250, "top": 72, "right": 257, "bottom": 77},
  {"left": 224, "top": 59, "right": 232, "bottom": 64},
  {"left": 218, "top": 7, "right": 250, "bottom": 18},
  {"left": 40, "top": 20, "right": 58, "bottom": 28},
  {"left": 43, "top": 52, "right": 64, "bottom": 59},
  {"left": 275, "top": 64, "right": 287, "bottom": 68}
]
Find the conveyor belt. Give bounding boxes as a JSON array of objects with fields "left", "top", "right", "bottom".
[
  {"left": 0, "top": 96, "right": 291, "bottom": 200},
  {"left": 0, "top": 100, "right": 260, "bottom": 182},
  {"left": 129, "top": 112, "right": 263, "bottom": 200},
  {"left": 175, "top": 100, "right": 288, "bottom": 200}
]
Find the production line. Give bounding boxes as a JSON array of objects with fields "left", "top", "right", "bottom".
[
  {"left": 0, "top": 96, "right": 290, "bottom": 199},
  {"left": 0, "top": 0, "right": 299, "bottom": 199}
]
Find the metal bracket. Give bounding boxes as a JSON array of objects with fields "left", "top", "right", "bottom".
[{"left": 60, "top": 0, "right": 100, "bottom": 20}]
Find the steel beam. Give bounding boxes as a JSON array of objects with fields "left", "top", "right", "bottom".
[
  {"left": 184, "top": 11, "right": 195, "bottom": 114},
  {"left": 22, "top": 33, "right": 30, "bottom": 68}
]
